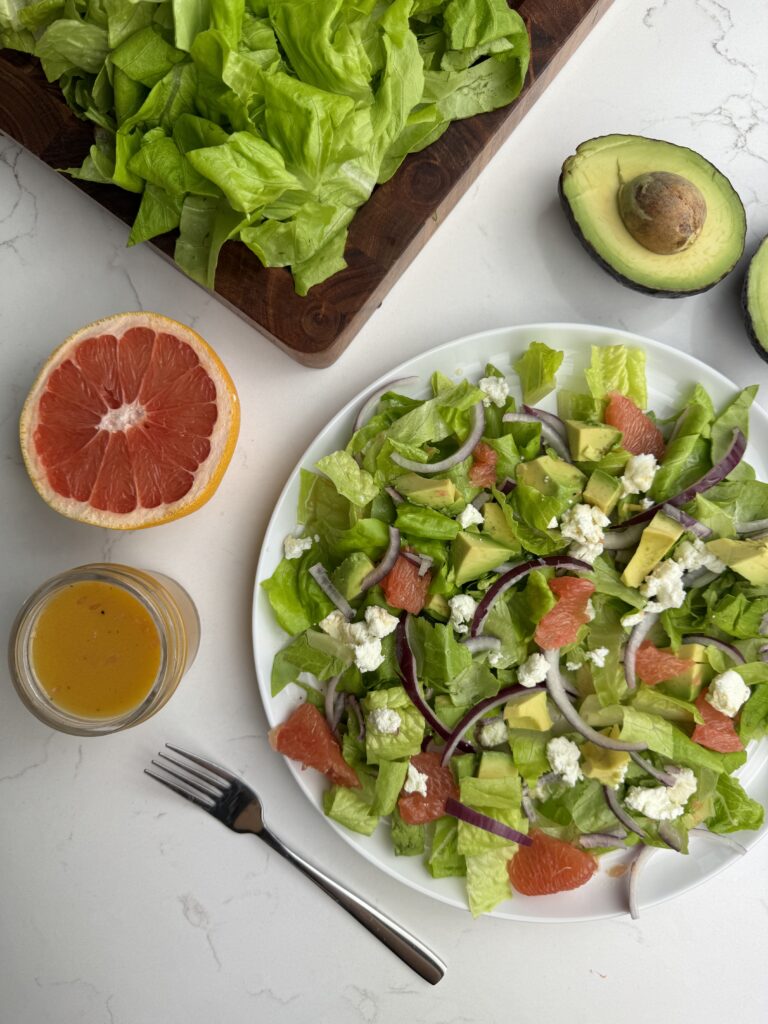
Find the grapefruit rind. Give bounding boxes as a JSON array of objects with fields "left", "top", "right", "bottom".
[{"left": 19, "top": 312, "right": 240, "bottom": 529}]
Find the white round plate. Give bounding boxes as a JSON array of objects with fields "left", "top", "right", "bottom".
[{"left": 253, "top": 323, "right": 768, "bottom": 921}]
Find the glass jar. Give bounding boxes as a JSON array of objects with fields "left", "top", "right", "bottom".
[{"left": 9, "top": 563, "right": 200, "bottom": 736}]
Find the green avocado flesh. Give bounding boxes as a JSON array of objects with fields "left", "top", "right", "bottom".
[
  {"left": 745, "top": 235, "right": 768, "bottom": 358},
  {"left": 560, "top": 134, "right": 746, "bottom": 295}
]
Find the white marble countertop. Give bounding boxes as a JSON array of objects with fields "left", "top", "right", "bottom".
[{"left": 3, "top": 1, "right": 768, "bottom": 1021}]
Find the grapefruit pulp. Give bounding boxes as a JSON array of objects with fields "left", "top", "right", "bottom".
[
  {"left": 19, "top": 312, "right": 239, "bottom": 528},
  {"left": 604, "top": 391, "right": 665, "bottom": 460},
  {"left": 397, "top": 752, "right": 459, "bottom": 824},
  {"left": 534, "top": 576, "right": 595, "bottom": 649},
  {"left": 691, "top": 691, "right": 744, "bottom": 753},
  {"left": 469, "top": 442, "right": 498, "bottom": 487},
  {"left": 635, "top": 641, "right": 694, "bottom": 685},
  {"left": 508, "top": 829, "right": 597, "bottom": 895},
  {"left": 381, "top": 554, "right": 432, "bottom": 614},
  {"left": 269, "top": 702, "right": 360, "bottom": 788}
]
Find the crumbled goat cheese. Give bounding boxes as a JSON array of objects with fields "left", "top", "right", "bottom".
[
  {"left": 284, "top": 533, "right": 314, "bottom": 559},
  {"left": 368, "top": 708, "right": 402, "bottom": 734},
  {"left": 706, "top": 670, "right": 751, "bottom": 718},
  {"left": 364, "top": 605, "right": 399, "bottom": 639},
  {"left": 449, "top": 594, "right": 478, "bottom": 635},
  {"left": 518, "top": 652, "right": 550, "bottom": 687},
  {"left": 640, "top": 558, "right": 686, "bottom": 613},
  {"left": 354, "top": 638, "right": 385, "bottom": 673},
  {"left": 566, "top": 660, "right": 583, "bottom": 671},
  {"left": 585, "top": 646, "right": 609, "bottom": 668},
  {"left": 478, "top": 718, "right": 508, "bottom": 748},
  {"left": 585, "top": 599, "right": 596, "bottom": 622},
  {"left": 404, "top": 762, "right": 429, "bottom": 797},
  {"left": 546, "top": 736, "right": 583, "bottom": 787},
  {"left": 478, "top": 376, "right": 509, "bottom": 408},
  {"left": 640, "top": 497, "right": 655, "bottom": 509},
  {"left": 560, "top": 503, "right": 610, "bottom": 563},
  {"left": 488, "top": 650, "right": 504, "bottom": 668},
  {"left": 625, "top": 767, "right": 697, "bottom": 821},
  {"left": 620, "top": 454, "right": 658, "bottom": 496},
  {"left": 458, "top": 503, "right": 484, "bottom": 529},
  {"left": 674, "top": 538, "right": 726, "bottom": 575},
  {"left": 319, "top": 610, "right": 352, "bottom": 643},
  {"left": 547, "top": 516, "right": 559, "bottom": 529}
]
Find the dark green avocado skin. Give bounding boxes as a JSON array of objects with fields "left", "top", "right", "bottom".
[
  {"left": 742, "top": 243, "right": 768, "bottom": 364},
  {"left": 557, "top": 172, "right": 743, "bottom": 299}
]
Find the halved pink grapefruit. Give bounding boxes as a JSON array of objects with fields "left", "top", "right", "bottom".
[{"left": 19, "top": 312, "right": 239, "bottom": 529}]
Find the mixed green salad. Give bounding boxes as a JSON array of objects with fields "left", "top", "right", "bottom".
[
  {"left": 0, "top": 0, "right": 529, "bottom": 294},
  {"left": 263, "top": 341, "right": 768, "bottom": 916}
]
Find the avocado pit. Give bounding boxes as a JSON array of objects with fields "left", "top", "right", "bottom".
[{"left": 618, "top": 171, "right": 707, "bottom": 255}]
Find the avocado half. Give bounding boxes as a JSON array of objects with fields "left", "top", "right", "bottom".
[
  {"left": 559, "top": 135, "right": 746, "bottom": 297},
  {"left": 743, "top": 235, "right": 768, "bottom": 362}
]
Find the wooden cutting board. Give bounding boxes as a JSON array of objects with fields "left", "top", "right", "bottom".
[{"left": 0, "top": 0, "right": 612, "bottom": 367}]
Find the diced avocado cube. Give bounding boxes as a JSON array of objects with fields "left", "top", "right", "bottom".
[
  {"left": 482, "top": 502, "right": 519, "bottom": 547},
  {"left": 390, "top": 809, "right": 425, "bottom": 856},
  {"left": 620, "top": 512, "right": 684, "bottom": 588},
  {"left": 582, "top": 735, "right": 630, "bottom": 787},
  {"left": 331, "top": 552, "right": 375, "bottom": 600},
  {"left": 503, "top": 691, "right": 553, "bottom": 732},
  {"left": 583, "top": 469, "right": 623, "bottom": 515},
  {"left": 656, "top": 660, "right": 711, "bottom": 702},
  {"left": 424, "top": 592, "right": 450, "bottom": 621},
  {"left": 478, "top": 752, "right": 516, "bottom": 779},
  {"left": 706, "top": 538, "right": 768, "bottom": 584},
  {"left": 565, "top": 421, "right": 622, "bottom": 462},
  {"left": 515, "top": 454, "right": 586, "bottom": 495},
  {"left": 452, "top": 531, "right": 515, "bottom": 586},
  {"left": 394, "top": 472, "right": 460, "bottom": 509}
]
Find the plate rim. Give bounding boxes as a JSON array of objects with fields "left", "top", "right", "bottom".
[{"left": 252, "top": 321, "right": 768, "bottom": 922}]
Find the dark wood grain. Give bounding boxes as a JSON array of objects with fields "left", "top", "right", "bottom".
[{"left": 0, "top": 0, "right": 613, "bottom": 367}]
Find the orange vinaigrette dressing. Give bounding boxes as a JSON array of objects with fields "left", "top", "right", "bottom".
[{"left": 31, "top": 580, "right": 162, "bottom": 718}]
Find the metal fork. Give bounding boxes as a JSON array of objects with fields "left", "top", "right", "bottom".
[{"left": 145, "top": 744, "right": 445, "bottom": 985}]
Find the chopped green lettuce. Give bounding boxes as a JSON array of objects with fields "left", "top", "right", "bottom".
[{"left": 584, "top": 345, "right": 647, "bottom": 409}]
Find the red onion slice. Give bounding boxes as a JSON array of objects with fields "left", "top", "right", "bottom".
[
  {"left": 385, "top": 485, "right": 404, "bottom": 505},
  {"left": 396, "top": 616, "right": 473, "bottom": 753},
  {"left": 359, "top": 526, "right": 401, "bottom": 591},
  {"left": 657, "top": 820, "right": 684, "bottom": 851},
  {"left": 759, "top": 644, "right": 768, "bottom": 663},
  {"left": 439, "top": 683, "right": 544, "bottom": 766},
  {"left": 402, "top": 551, "right": 434, "bottom": 576},
  {"left": 324, "top": 672, "right": 343, "bottom": 732},
  {"left": 391, "top": 402, "right": 486, "bottom": 474},
  {"left": 602, "top": 523, "right": 645, "bottom": 550},
  {"left": 445, "top": 797, "right": 532, "bottom": 846},
  {"left": 309, "top": 563, "right": 354, "bottom": 620},
  {"left": 578, "top": 831, "right": 629, "bottom": 849},
  {"left": 353, "top": 375, "right": 420, "bottom": 432},
  {"left": 503, "top": 412, "right": 572, "bottom": 463},
  {"left": 346, "top": 694, "right": 365, "bottom": 741},
  {"left": 522, "top": 405, "right": 568, "bottom": 442},
  {"left": 681, "top": 633, "right": 746, "bottom": 664},
  {"left": 603, "top": 785, "right": 649, "bottom": 838},
  {"left": 691, "top": 827, "right": 747, "bottom": 855},
  {"left": 520, "top": 781, "right": 537, "bottom": 823},
  {"left": 628, "top": 845, "right": 655, "bottom": 920},
  {"left": 499, "top": 477, "right": 516, "bottom": 495},
  {"left": 735, "top": 517, "right": 768, "bottom": 535},
  {"left": 614, "top": 429, "right": 747, "bottom": 531},
  {"left": 471, "top": 555, "right": 592, "bottom": 637},
  {"left": 461, "top": 636, "right": 502, "bottom": 655},
  {"left": 629, "top": 752, "right": 675, "bottom": 787},
  {"left": 624, "top": 612, "right": 660, "bottom": 691},
  {"left": 545, "top": 650, "right": 647, "bottom": 751},
  {"left": 660, "top": 504, "right": 713, "bottom": 539},
  {"left": 472, "top": 491, "right": 491, "bottom": 510}
]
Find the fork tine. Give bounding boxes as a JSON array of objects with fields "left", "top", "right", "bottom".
[
  {"left": 164, "top": 743, "right": 242, "bottom": 786},
  {"left": 156, "top": 752, "right": 227, "bottom": 794},
  {"left": 149, "top": 760, "right": 219, "bottom": 802},
  {"left": 144, "top": 768, "right": 215, "bottom": 810}
]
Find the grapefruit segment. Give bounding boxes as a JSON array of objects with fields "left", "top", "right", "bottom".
[
  {"left": 469, "top": 441, "right": 498, "bottom": 487},
  {"left": 397, "top": 752, "right": 459, "bottom": 824},
  {"left": 381, "top": 554, "right": 432, "bottom": 614},
  {"left": 604, "top": 392, "right": 665, "bottom": 460},
  {"left": 635, "top": 641, "right": 694, "bottom": 685},
  {"left": 691, "top": 692, "right": 744, "bottom": 752},
  {"left": 534, "top": 576, "right": 595, "bottom": 649},
  {"left": 20, "top": 312, "right": 239, "bottom": 529},
  {"left": 508, "top": 829, "right": 597, "bottom": 895},
  {"left": 269, "top": 702, "right": 360, "bottom": 789}
]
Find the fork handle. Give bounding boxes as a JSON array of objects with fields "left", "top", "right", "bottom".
[{"left": 257, "top": 826, "right": 445, "bottom": 985}]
